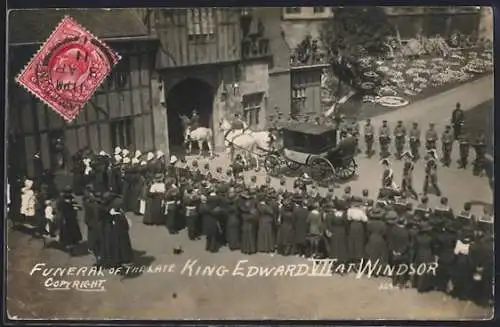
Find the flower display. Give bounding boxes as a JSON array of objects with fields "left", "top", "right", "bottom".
[{"left": 355, "top": 47, "right": 492, "bottom": 107}]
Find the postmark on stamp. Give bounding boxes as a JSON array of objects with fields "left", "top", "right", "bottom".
[{"left": 15, "top": 15, "right": 121, "bottom": 122}]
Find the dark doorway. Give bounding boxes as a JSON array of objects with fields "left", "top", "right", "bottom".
[{"left": 166, "top": 78, "right": 214, "bottom": 148}]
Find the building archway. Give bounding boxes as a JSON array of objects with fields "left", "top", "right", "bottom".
[{"left": 166, "top": 78, "right": 214, "bottom": 150}]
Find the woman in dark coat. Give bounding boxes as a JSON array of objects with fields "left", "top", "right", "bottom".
[
  {"left": 121, "top": 165, "right": 135, "bottom": 212},
  {"left": 98, "top": 195, "right": 133, "bottom": 268},
  {"left": 450, "top": 227, "right": 475, "bottom": 299},
  {"left": 143, "top": 174, "right": 166, "bottom": 225},
  {"left": 325, "top": 203, "right": 349, "bottom": 267},
  {"left": 239, "top": 194, "right": 258, "bottom": 255},
  {"left": 347, "top": 203, "right": 367, "bottom": 263},
  {"left": 257, "top": 196, "right": 276, "bottom": 253},
  {"left": 57, "top": 187, "right": 82, "bottom": 253},
  {"left": 71, "top": 150, "right": 85, "bottom": 195},
  {"left": 413, "top": 221, "right": 436, "bottom": 293},
  {"left": 292, "top": 197, "right": 309, "bottom": 256},
  {"left": 432, "top": 221, "right": 458, "bottom": 293},
  {"left": 277, "top": 200, "right": 295, "bottom": 256},
  {"left": 225, "top": 189, "right": 241, "bottom": 251},
  {"left": 204, "top": 194, "right": 222, "bottom": 253},
  {"left": 365, "top": 207, "right": 389, "bottom": 276},
  {"left": 130, "top": 165, "right": 146, "bottom": 215}
]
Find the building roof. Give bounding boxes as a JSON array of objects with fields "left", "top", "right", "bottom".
[
  {"left": 8, "top": 9, "right": 153, "bottom": 46},
  {"left": 278, "top": 122, "right": 336, "bottom": 135}
]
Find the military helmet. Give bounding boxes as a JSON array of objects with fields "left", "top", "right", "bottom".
[{"left": 362, "top": 189, "right": 369, "bottom": 196}]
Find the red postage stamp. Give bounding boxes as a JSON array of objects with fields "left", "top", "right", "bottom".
[{"left": 15, "top": 16, "right": 121, "bottom": 122}]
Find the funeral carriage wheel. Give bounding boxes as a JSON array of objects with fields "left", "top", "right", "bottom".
[
  {"left": 335, "top": 158, "right": 358, "bottom": 180},
  {"left": 286, "top": 160, "right": 301, "bottom": 171},
  {"left": 309, "top": 157, "right": 335, "bottom": 181},
  {"left": 264, "top": 154, "right": 281, "bottom": 176}
]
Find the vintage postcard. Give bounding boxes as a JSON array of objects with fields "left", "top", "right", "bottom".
[{"left": 6, "top": 7, "right": 494, "bottom": 320}]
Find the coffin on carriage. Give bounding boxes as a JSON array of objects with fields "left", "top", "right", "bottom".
[{"left": 264, "top": 122, "right": 358, "bottom": 181}]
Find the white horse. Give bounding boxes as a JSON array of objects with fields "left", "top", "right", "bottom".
[
  {"left": 179, "top": 114, "right": 213, "bottom": 157},
  {"left": 219, "top": 118, "right": 273, "bottom": 171}
]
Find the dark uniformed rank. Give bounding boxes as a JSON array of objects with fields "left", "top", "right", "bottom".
[
  {"left": 425, "top": 127, "right": 438, "bottom": 150},
  {"left": 393, "top": 122, "right": 406, "bottom": 159},
  {"left": 441, "top": 129, "right": 454, "bottom": 167},
  {"left": 364, "top": 122, "right": 375, "bottom": 156}
]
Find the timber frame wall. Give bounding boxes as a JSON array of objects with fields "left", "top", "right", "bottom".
[{"left": 8, "top": 40, "right": 160, "bottom": 177}]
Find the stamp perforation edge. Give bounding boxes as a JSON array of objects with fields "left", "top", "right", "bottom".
[{"left": 14, "top": 15, "right": 122, "bottom": 122}]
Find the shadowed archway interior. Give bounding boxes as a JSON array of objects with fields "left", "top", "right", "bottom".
[{"left": 166, "top": 78, "right": 214, "bottom": 148}]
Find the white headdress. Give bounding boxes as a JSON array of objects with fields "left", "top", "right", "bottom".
[
  {"left": 114, "top": 155, "right": 122, "bottom": 162},
  {"left": 170, "top": 155, "right": 178, "bottom": 164},
  {"left": 132, "top": 158, "right": 140, "bottom": 165},
  {"left": 380, "top": 158, "right": 391, "bottom": 166},
  {"left": 122, "top": 149, "right": 130, "bottom": 156},
  {"left": 134, "top": 150, "right": 142, "bottom": 158},
  {"left": 156, "top": 150, "right": 165, "bottom": 158},
  {"left": 123, "top": 157, "right": 131, "bottom": 164},
  {"left": 99, "top": 150, "right": 108, "bottom": 156},
  {"left": 114, "top": 147, "right": 122, "bottom": 155},
  {"left": 140, "top": 161, "right": 147, "bottom": 166},
  {"left": 146, "top": 152, "right": 155, "bottom": 161}
]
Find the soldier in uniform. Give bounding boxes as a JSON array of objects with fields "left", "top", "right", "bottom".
[
  {"left": 425, "top": 123, "right": 438, "bottom": 150},
  {"left": 457, "top": 135, "right": 470, "bottom": 169},
  {"left": 378, "top": 120, "right": 391, "bottom": 159},
  {"left": 363, "top": 118, "right": 375, "bottom": 157},
  {"left": 441, "top": 125, "right": 454, "bottom": 167},
  {"left": 423, "top": 150, "right": 441, "bottom": 197},
  {"left": 401, "top": 158, "right": 418, "bottom": 200},
  {"left": 381, "top": 159, "right": 396, "bottom": 190},
  {"left": 408, "top": 122, "right": 421, "bottom": 161},
  {"left": 190, "top": 110, "right": 200, "bottom": 130},
  {"left": 472, "top": 133, "right": 487, "bottom": 176},
  {"left": 393, "top": 120, "right": 407, "bottom": 159},
  {"left": 451, "top": 102, "right": 465, "bottom": 140}
]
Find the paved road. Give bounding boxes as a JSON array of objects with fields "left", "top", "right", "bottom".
[{"left": 6, "top": 76, "right": 494, "bottom": 320}]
